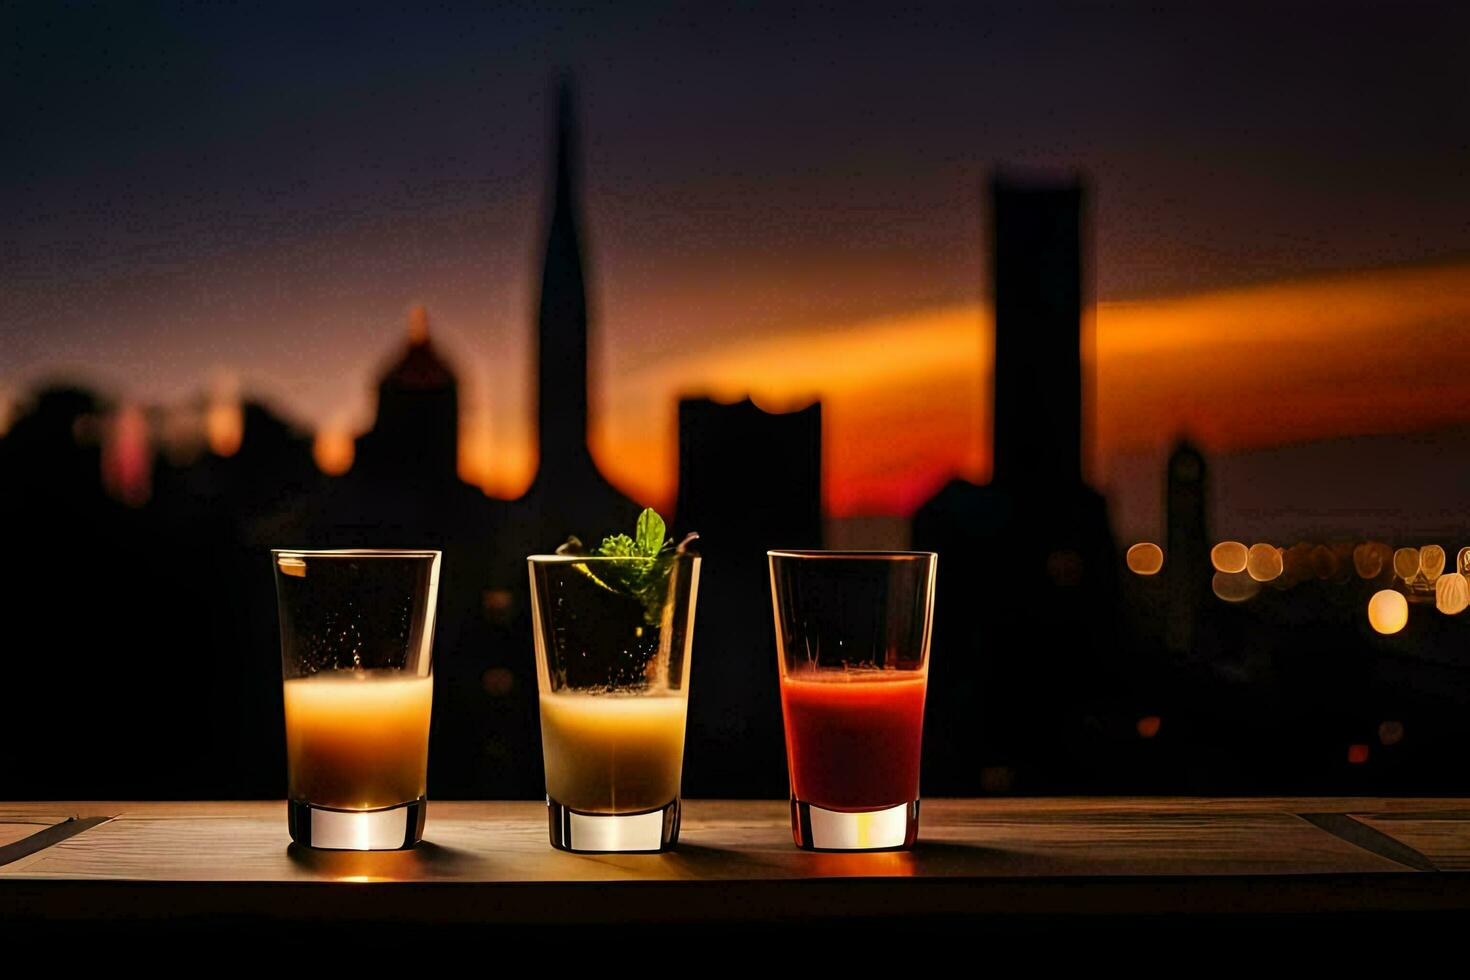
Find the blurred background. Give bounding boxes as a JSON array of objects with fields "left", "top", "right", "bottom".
[{"left": 4, "top": 1, "right": 1470, "bottom": 800}]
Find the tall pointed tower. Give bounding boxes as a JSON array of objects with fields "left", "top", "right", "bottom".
[
  {"left": 536, "top": 81, "right": 590, "bottom": 482},
  {"left": 519, "top": 78, "right": 638, "bottom": 542}
]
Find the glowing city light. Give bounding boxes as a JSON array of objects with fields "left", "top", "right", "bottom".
[
  {"left": 205, "top": 394, "right": 243, "bottom": 458},
  {"left": 1367, "top": 589, "right": 1409, "bottom": 634},
  {"left": 314, "top": 429, "right": 356, "bottom": 476},
  {"left": 1211, "top": 541, "right": 1248, "bottom": 574},
  {"left": 1353, "top": 541, "right": 1386, "bottom": 579},
  {"left": 1419, "top": 544, "right": 1446, "bottom": 581},
  {"left": 1393, "top": 547, "right": 1420, "bottom": 581},
  {"left": 1126, "top": 542, "right": 1164, "bottom": 575},
  {"left": 1246, "top": 543, "right": 1283, "bottom": 582},
  {"left": 1436, "top": 573, "right": 1470, "bottom": 615},
  {"left": 1282, "top": 542, "right": 1314, "bottom": 585},
  {"left": 101, "top": 403, "right": 152, "bottom": 508},
  {"left": 1212, "top": 570, "right": 1259, "bottom": 603},
  {"left": 202, "top": 371, "right": 244, "bottom": 457}
]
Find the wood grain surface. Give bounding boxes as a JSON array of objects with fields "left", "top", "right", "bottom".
[{"left": 3, "top": 799, "right": 1470, "bottom": 929}]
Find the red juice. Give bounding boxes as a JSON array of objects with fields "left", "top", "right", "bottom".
[{"left": 779, "top": 669, "right": 927, "bottom": 811}]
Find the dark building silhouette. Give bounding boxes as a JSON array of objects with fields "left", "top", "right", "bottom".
[
  {"left": 913, "top": 174, "right": 1120, "bottom": 795},
  {"left": 354, "top": 304, "right": 459, "bottom": 484},
  {"left": 513, "top": 79, "right": 640, "bottom": 547},
  {"left": 991, "top": 182, "right": 1085, "bottom": 489},
  {"left": 307, "top": 306, "right": 492, "bottom": 538},
  {"left": 0, "top": 386, "right": 143, "bottom": 799},
  {"left": 675, "top": 396, "right": 823, "bottom": 797},
  {"left": 1165, "top": 439, "right": 1210, "bottom": 654},
  {"left": 147, "top": 400, "right": 324, "bottom": 797}
]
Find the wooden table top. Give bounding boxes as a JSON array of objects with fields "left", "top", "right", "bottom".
[{"left": 5, "top": 798, "right": 1470, "bottom": 928}]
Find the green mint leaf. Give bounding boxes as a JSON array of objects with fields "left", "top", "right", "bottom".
[
  {"left": 597, "top": 533, "right": 636, "bottom": 558},
  {"left": 566, "top": 508, "right": 678, "bottom": 626},
  {"left": 635, "top": 507, "right": 666, "bottom": 557}
]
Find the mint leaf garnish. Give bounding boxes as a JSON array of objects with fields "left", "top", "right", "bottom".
[
  {"left": 635, "top": 508, "right": 665, "bottom": 558},
  {"left": 597, "top": 533, "right": 637, "bottom": 558},
  {"left": 561, "top": 508, "right": 682, "bottom": 626}
]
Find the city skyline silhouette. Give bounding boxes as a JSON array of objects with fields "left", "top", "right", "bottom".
[
  {"left": 7, "top": 4, "right": 1470, "bottom": 538},
  {"left": 5, "top": 64, "right": 1470, "bottom": 803}
]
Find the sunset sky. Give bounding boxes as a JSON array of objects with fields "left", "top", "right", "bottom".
[{"left": 4, "top": 2, "right": 1469, "bottom": 536}]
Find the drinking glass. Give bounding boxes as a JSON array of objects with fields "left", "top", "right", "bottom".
[
  {"left": 529, "top": 552, "right": 701, "bottom": 852},
  {"left": 273, "top": 549, "right": 440, "bottom": 850},
  {"left": 768, "top": 550, "right": 937, "bottom": 850}
]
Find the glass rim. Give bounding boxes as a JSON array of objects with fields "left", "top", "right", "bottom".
[
  {"left": 271, "top": 548, "right": 442, "bottom": 559},
  {"left": 527, "top": 552, "right": 699, "bottom": 563},
  {"left": 767, "top": 549, "right": 936, "bottom": 560}
]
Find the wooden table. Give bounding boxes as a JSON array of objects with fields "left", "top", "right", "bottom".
[{"left": 5, "top": 798, "right": 1470, "bottom": 944}]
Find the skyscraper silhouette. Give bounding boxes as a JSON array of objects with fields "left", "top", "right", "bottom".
[
  {"left": 675, "top": 396, "right": 823, "bottom": 797},
  {"left": 913, "top": 174, "right": 1119, "bottom": 794},
  {"left": 991, "top": 181, "right": 1084, "bottom": 489},
  {"left": 515, "top": 79, "right": 639, "bottom": 546}
]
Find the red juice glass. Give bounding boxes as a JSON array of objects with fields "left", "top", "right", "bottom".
[{"left": 768, "top": 550, "right": 937, "bottom": 850}]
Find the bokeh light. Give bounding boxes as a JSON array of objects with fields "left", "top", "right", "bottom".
[
  {"left": 1211, "top": 541, "right": 1248, "bottom": 574},
  {"left": 1378, "top": 721, "right": 1405, "bottom": 746},
  {"left": 1368, "top": 589, "right": 1409, "bottom": 634},
  {"left": 1136, "top": 716, "right": 1161, "bottom": 738},
  {"left": 1246, "top": 543, "right": 1282, "bottom": 582},
  {"left": 1419, "top": 544, "right": 1446, "bottom": 581},
  {"left": 1393, "top": 547, "right": 1420, "bottom": 581},
  {"left": 1213, "top": 570, "right": 1260, "bottom": 602},
  {"left": 205, "top": 400, "right": 244, "bottom": 458},
  {"left": 1460, "top": 547, "right": 1470, "bottom": 575},
  {"left": 1126, "top": 542, "right": 1164, "bottom": 575},
  {"left": 1282, "top": 542, "right": 1314, "bottom": 586},
  {"left": 1347, "top": 744, "right": 1370, "bottom": 764},
  {"left": 1353, "top": 542, "right": 1383, "bottom": 579},
  {"left": 313, "top": 429, "right": 356, "bottom": 476},
  {"left": 1436, "top": 573, "right": 1470, "bottom": 615},
  {"left": 101, "top": 403, "right": 152, "bottom": 508}
]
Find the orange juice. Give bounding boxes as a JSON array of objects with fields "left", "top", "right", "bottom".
[{"left": 283, "top": 670, "right": 433, "bottom": 810}]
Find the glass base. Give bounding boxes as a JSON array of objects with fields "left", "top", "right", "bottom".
[
  {"left": 288, "top": 798, "right": 426, "bottom": 850},
  {"left": 791, "top": 799, "right": 919, "bottom": 851},
  {"left": 547, "top": 797, "right": 680, "bottom": 853}
]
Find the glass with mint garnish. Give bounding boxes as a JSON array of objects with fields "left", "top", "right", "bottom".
[{"left": 528, "top": 508, "right": 701, "bottom": 853}]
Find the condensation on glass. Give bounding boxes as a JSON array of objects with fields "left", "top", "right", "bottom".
[
  {"left": 272, "top": 549, "right": 440, "bottom": 851},
  {"left": 528, "top": 552, "right": 701, "bottom": 853}
]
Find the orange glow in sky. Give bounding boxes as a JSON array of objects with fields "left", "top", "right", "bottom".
[{"left": 455, "top": 259, "right": 1470, "bottom": 517}]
